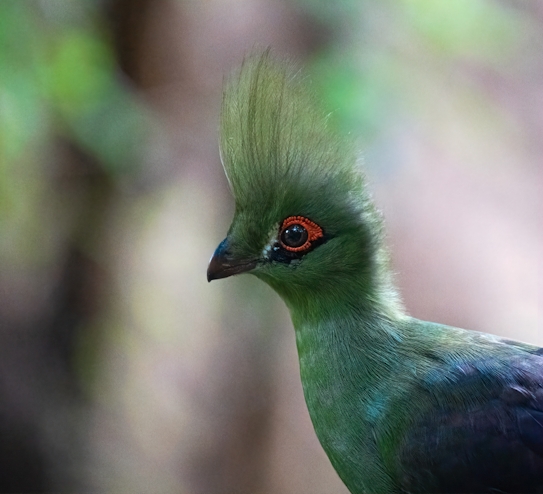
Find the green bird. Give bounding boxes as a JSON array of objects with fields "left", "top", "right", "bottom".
[{"left": 207, "top": 52, "right": 543, "bottom": 493}]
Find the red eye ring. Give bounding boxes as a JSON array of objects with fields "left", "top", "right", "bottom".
[{"left": 279, "top": 216, "right": 323, "bottom": 252}]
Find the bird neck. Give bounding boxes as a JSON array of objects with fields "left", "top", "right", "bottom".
[
  {"left": 261, "top": 239, "right": 407, "bottom": 384},
  {"left": 286, "top": 292, "right": 406, "bottom": 493},
  {"left": 288, "top": 289, "right": 406, "bottom": 381},
  {"left": 276, "top": 261, "right": 404, "bottom": 327},
  {"left": 279, "top": 270, "right": 408, "bottom": 416}
]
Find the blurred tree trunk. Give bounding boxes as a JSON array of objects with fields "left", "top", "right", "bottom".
[
  {"left": 0, "top": 143, "right": 114, "bottom": 492},
  {"left": 0, "top": 2, "right": 126, "bottom": 491}
]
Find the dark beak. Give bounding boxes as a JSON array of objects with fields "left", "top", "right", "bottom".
[{"left": 207, "top": 238, "right": 258, "bottom": 282}]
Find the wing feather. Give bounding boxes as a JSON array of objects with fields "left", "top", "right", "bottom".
[{"left": 397, "top": 351, "right": 543, "bottom": 493}]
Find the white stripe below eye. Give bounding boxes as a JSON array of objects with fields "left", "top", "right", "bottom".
[{"left": 261, "top": 224, "right": 280, "bottom": 258}]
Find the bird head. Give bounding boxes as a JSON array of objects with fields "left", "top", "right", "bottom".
[{"left": 208, "top": 52, "right": 399, "bottom": 315}]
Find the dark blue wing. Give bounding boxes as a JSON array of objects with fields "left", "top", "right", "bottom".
[{"left": 397, "top": 349, "right": 543, "bottom": 493}]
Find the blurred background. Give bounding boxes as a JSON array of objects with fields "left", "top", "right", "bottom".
[{"left": 0, "top": 0, "right": 541, "bottom": 492}]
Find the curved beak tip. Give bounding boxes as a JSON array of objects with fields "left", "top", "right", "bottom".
[
  {"left": 207, "top": 238, "right": 257, "bottom": 282},
  {"left": 206, "top": 254, "right": 222, "bottom": 282}
]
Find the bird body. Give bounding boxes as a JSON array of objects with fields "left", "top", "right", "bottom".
[{"left": 207, "top": 52, "right": 543, "bottom": 493}]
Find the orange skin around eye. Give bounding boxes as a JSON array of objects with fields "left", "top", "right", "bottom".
[{"left": 280, "top": 216, "right": 324, "bottom": 252}]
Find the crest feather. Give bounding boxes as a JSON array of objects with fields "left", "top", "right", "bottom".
[{"left": 220, "top": 51, "right": 359, "bottom": 209}]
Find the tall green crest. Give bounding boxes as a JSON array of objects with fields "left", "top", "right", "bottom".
[{"left": 220, "top": 50, "right": 361, "bottom": 214}]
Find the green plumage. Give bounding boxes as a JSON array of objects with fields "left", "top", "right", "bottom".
[{"left": 208, "top": 52, "right": 543, "bottom": 493}]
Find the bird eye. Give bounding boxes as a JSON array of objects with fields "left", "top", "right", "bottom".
[
  {"left": 281, "top": 224, "right": 308, "bottom": 248},
  {"left": 279, "top": 216, "right": 323, "bottom": 253}
]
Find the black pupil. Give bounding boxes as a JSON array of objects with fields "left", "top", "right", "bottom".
[{"left": 281, "top": 224, "right": 308, "bottom": 248}]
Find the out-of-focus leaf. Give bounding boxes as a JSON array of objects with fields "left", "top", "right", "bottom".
[
  {"left": 400, "top": 0, "right": 523, "bottom": 64},
  {"left": 308, "top": 51, "right": 399, "bottom": 140},
  {"left": 45, "top": 30, "right": 116, "bottom": 118},
  {"left": 0, "top": 0, "right": 150, "bottom": 268}
]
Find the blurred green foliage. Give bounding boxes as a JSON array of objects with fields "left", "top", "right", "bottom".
[
  {"left": 0, "top": 1, "right": 149, "bottom": 266},
  {"left": 300, "top": 0, "right": 532, "bottom": 141}
]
